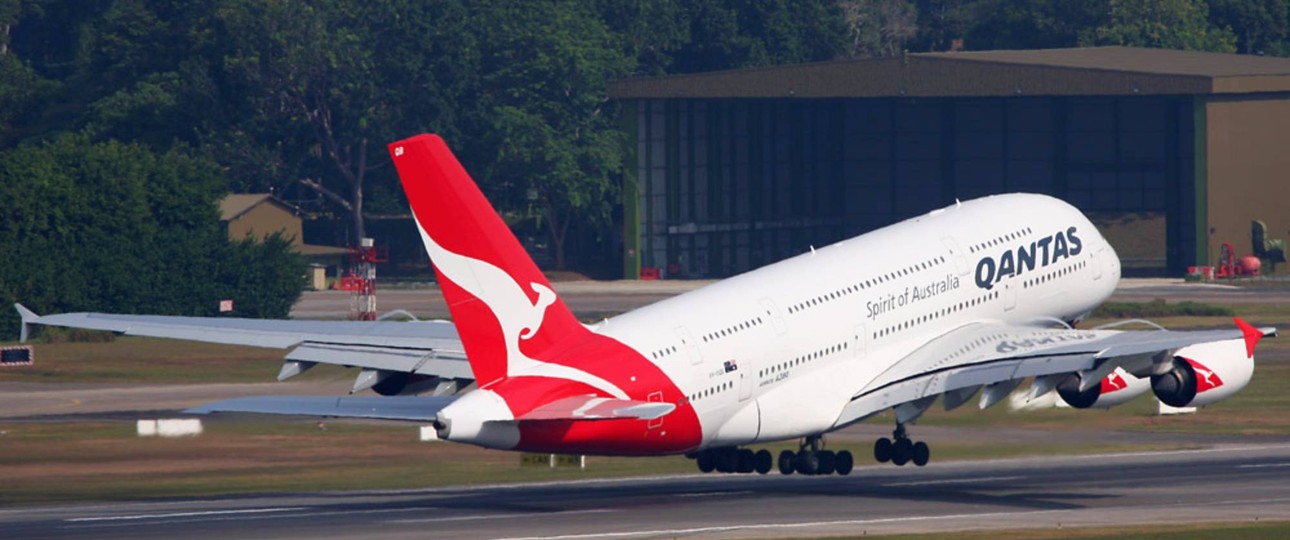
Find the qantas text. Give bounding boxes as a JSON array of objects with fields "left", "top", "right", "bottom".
[{"left": 974, "top": 226, "right": 1083, "bottom": 290}]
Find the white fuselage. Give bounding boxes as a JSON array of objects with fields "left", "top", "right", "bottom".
[{"left": 596, "top": 194, "right": 1120, "bottom": 450}]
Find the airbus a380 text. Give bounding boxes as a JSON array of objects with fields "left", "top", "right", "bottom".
[{"left": 20, "top": 134, "right": 1274, "bottom": 477}]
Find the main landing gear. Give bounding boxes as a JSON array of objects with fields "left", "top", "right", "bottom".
[
  {"left": 689, "top": 435, "right": 854, "bottom": 476},
  {"left": 872, "top": 423, "right": 929, "bottom": 467},
  {"left": 693, "top": 447, "right": 774, "bottom": 474},
  {"left": 777, "top": 435, "right": 854, "bottom": 476}
]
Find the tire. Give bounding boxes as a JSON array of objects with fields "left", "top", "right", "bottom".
[
  {"left": 754, "top": 449, "right": 773, "bottom": 475},
  {"left": 717, "top": 449, "right": 737, "bottom": 473},
  {"left": 874, "top": 437, "right": 893, "bottom": 463},
  {"left": 911, "top": 441, "right": 930, "bottom": 467},
  {"left": 891, "top": 438, "right": 912, "bottom": 466},
  {"left": 778, "top": 450, "right": 796, "bottom": 475},
  {"left": 817, "top": 451, "right": 836, "bottom": 475},
  {"left": 736, "top": 449, "right": 755, "bottom": 473},
  {"left": 795, "top": 450, "right": 819, "bottom": 475},
  {"left": 697, "top": 452, "right": 715, "bottom": 473},
  {"left": 835, "top": 450, "right": 854, "bottom": 476}
]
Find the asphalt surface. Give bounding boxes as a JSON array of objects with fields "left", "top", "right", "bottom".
[{"left": 3, "top": 443, "right": 1287, "bottom": 539}]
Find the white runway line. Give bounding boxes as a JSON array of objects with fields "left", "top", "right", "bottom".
[
  {"left": 386, "top": 508, "right": 615, "bottom": 525},
  {"left": 66, "top": 507, "right": 307, "bottom": 522},
  {"left": 675, "top": 490, "right": 754, "bottom": 497},
  {"left": 492, "top": 509, "right": 1064, "bottom": 540},
  {"left": 1236, "top": 462, "right": 1290, "bottom": 469},
  {"left": 884, "top": 475, "right": 1024, "bottom": 487}
]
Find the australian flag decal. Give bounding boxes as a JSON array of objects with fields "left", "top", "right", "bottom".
[{"left": 723, "top": 360, "right": 738, "bottom": 373}]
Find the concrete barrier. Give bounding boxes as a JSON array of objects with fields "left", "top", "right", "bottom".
[
  {"left": 418, "top": 426, "right": 440, "bottom": 442},
  {"left": 137, "top": 418, "right": 203, "bottom": 437},
  {"left": 136, "top": 419, "right": 157, "bottom": 436}
]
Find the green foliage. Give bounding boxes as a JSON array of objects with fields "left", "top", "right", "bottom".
[
  {"left": 0, "top": 134, "right": 303, "bottom": 340},
  {"left": 1081, "top": 0, "right": 1238, "bottom": 52}
]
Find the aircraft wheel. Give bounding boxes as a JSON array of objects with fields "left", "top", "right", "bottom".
[
  {"left": 795, "top": 450, "right": 819, "bottom": 475},
  {"left": 911, "top": 441, "right": 930, "bottom": 467},
  {"left": 736, "top": 449, "right": 755, "bottom": 473},
  {"left": 754, "top": 449, "right": 773, "bottom": 475},
  {"left": 817, "top": 451, "right": 836, "bottom": 475},
  {"left": 778, "top": 450, "right": 795, "bottom": 475},
  {"left": 873, "top": 437, "right": 892, "bottom": 463},
  {"left": 835, "top": 450, "right": 854, "bottom": 476},
  {"left": 717, "top": 449, "right": 738, "bottom": 473},
  {"left": 891, "top": 438, "right": 912, "bottom": 466},
  {"left": 696, "top": 451, "right": 715, "bottom": 473}
]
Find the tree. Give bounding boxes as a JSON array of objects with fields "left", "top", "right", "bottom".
[
  {"left": 951, "top": 0, "right": 1108, "bottom": 51},
  {"left": 1209, "top": 0, "right": 1290, "bottom": 54},
  {"left": 668, "top": 0, "right": 847, "bottom": 73},
  {"left": 467, "top": 1, "right": 632, "bottom": 269},
  {"left": 840, "top": 0, "right": 920, "bottom": 57},
  {"left": 0, "top": 134, "right": 304, "bottom": 339},
  {"left": 209, "top": 0, "right": 477, "bottom": 244},
  {"left": 1081, "top": 0, "right": 1238, "bottom": 52}
]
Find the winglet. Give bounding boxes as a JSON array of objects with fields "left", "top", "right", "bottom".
[
  {"left": 14, "top": 304, "right": 38, "bottom": 343},
  {"left": 1234, "top": 317, "right": 1264, "bottom": 359}
]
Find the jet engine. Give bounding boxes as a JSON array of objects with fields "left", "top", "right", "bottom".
[
  {"left": 1056, "top": 368, "right": 1150, "bottom": 409},
  {"left": 1151, "top": 339, "right": 1254, "bottom": 408}
]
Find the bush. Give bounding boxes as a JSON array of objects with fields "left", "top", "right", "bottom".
[{"left": 0, "top": 134, "right": 303, "bottom": 340}]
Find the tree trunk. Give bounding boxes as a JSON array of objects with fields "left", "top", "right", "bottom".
[{"left": 546, "top": 208, "right": 571, "bottom": 270}]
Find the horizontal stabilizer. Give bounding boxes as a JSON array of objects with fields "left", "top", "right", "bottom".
[
  {"left": 14, "top": 303, "right": 38, "bottom": 343},
  {"left": 185, "top": 395, "right": 456, "bottom": 422},
  {"left": 518, "top": 396, "right": 675, "bottom": 422}
]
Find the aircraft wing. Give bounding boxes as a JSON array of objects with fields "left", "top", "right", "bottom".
[
  {"left": 838, "top": 319, "right": 1276, "bottom": 425},
  {"left": 14, "top": 304, "right": 472, "bottom": 393},
  {"left": 186, "top": 395, "right": 456, "bottom": 422}
]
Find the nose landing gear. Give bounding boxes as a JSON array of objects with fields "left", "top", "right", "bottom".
[{"left": 873, "top": 423, "right": 929, "bottom": 467}]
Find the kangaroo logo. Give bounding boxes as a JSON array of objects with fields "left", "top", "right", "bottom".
[{"left": 414, "top": 223, "right": 629, "bottom": 399}]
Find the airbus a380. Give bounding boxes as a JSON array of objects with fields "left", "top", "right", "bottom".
[{"left": 18, "top": 134, "right": 1275, "bottom": 477}]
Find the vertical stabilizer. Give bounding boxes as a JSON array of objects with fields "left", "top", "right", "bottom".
[{"left": 388, "top": 135, "right": 583, "bottom": 388}]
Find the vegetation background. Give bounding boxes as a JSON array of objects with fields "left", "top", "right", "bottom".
[{"left": 1, "top": 0, "right": 1285, "bottom": 338}]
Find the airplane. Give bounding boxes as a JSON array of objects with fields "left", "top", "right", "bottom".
[{"left": 17, "top": 133, "right": 1275, "bottom": 476}]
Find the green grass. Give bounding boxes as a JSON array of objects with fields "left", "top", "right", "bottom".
[{"left": 1092, "top": 299, "right": 1234, "bottom": 318}]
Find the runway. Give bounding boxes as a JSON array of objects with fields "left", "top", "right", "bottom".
[{"left": 4, "top": 443, "right": 1288, "bottom": 539}]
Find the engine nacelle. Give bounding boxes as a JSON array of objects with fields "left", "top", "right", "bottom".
[
  {"left": 1151, "top": 339, "right": 1254, "bottom": 408},
  {"left": 1057, "top": 367, "right": 1150, "bottom": 409}
]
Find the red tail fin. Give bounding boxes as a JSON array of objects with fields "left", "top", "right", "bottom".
[{"left": 388, "top": 134, "right": 583, "bottom": 387}]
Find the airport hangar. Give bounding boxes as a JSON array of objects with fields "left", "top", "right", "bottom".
[{"left": 607, "top": 46, "right": 1290, "bottom": 280}]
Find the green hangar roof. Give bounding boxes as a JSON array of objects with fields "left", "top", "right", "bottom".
[{"left": 608, "top": 46, "right": 1290, "bottom": 99}]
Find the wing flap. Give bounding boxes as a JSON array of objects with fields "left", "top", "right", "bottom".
[
  {"left": 285, "top": 342, "right": 472, "bottom": 379},
  {"left": 185, "top": 395, "right": 455, "bottom": 422}
]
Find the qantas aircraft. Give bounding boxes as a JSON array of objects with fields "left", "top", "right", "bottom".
[{"left": 18, "top": 134, "right": 1274, "bottom": 476}]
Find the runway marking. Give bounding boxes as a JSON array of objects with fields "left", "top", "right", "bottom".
[
  {"left": 675, "top": 490, "right": 753, "bottom": 498},
  {"left": 492, "top": 510, "right": 1064, "bottom": 540},
  {"left": 386, "top": 508, "right": 615, "bottom": 525},
  {"left": 62, "top": 507, "right": 432, "bottom": 529},
  {"left": 884, "top": 475, "right": 1024, "bottom": 487},
  {"left": 1236, "top": 462, "right": 1290, "bottom": 469},
  {"left": 66, "top": 507, "right": 306, "bottom": 522}
]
